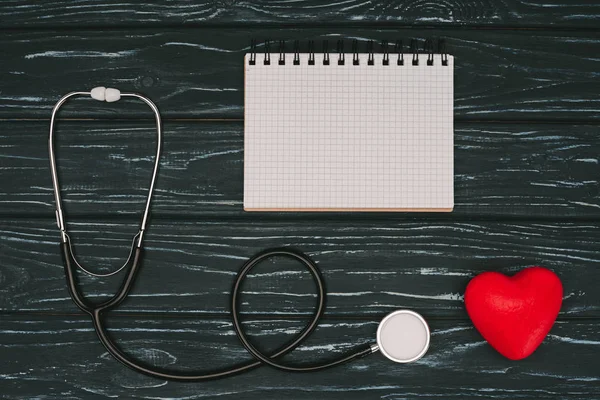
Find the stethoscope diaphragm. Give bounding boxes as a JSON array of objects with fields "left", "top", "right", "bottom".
[{"left": 376, "top": 310, "right": 430, "bottom": 363}]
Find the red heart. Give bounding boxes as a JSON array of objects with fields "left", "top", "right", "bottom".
[{"left": 465, "top": 267, "right": 563, "bottom": 360}]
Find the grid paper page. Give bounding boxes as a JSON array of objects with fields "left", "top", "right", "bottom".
[{"left": 244, "top": 53, "right": 454, "bottom": 211}]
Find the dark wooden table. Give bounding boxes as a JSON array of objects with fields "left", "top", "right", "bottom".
[{"left": 1, "top": 2, "right": 599, "bottom": 399}]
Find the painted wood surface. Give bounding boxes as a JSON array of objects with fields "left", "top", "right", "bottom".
[
  {"left": 2, "top": 29, "right": 600, "bottom": 120},
  {"left": 2, "top": 0, "right": 600, "bottom": 28},
  {"left": 1, "top": 219, "right": 599, "bottom": 316},
  {"left": 2, "top": 121, "right": 599, "bottom": 218},
  {"left": 1, "top": 315, "right": 599, "bottom": 399},
  {"left": 1, "top": 0, "right": 599, "bottom": 398}
]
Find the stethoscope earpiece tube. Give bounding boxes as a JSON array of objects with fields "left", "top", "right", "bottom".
[{"left": 49, "top": 87, "right": 161, "bottom": 276}]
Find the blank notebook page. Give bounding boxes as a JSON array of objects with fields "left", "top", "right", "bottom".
[{"left": 244, "top": 53, "right": 454, "bottom": 211}]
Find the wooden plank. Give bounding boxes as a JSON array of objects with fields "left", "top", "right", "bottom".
[
  {"left": 1, "top": 1, "right": 599, "bottom": 28},
  {"left": 2, "top": 218, "right": 598, "bottom": 316},
  {"left": 4, "top": 121, "right": 600, "bottom": 218},
  {"left": 2, "top": 29, "right": 599, "bottom": 120},
  {"left": 0, "top": 315, "right": 598, "bottom": 399}
]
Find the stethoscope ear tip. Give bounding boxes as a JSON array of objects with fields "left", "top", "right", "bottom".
[
  {"left": 376, "top": 309, "right": 430, "bottom": 363},
  {"left": 91, "top": 86, "right": 121, "bottom": 102}
]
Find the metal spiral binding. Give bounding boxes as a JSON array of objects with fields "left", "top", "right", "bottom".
[
  {"left": 247, "top": 39, "right": 448, "bottom": 67},
  {"left": 425, "top": 38, "right": 434, "bottom": 66},
  {"left": 249, "top": 39, "right": 256, "bottom": 65},
  {"left": 337, "top": 40, "right": 345, "bottom": 65},
  {"left": 382, "top": 40, "right": 389, "bottom": 66},
  {"left": 264, "top": 39, "right": 271, "bottom": 65},
  {"left": 395, "top": 40, "right": 404, "bottom": 65},
  {"left": 279, "top": 40, "right": 285, "bottom": 65},
  {"left": 308, "top": 40, "right": 315, "bottom": 65},
  {"left": 293, "top": 40, "right": 300, "bottom": 65},
  {"left": 410, "top": 39, "right": 419, "bottom": 66},
  {"left": 439, "top": 39, "right": 448, "bottom": 66},
  {"left": 352, "top": 39, "right": 359, "bottom": 65}
]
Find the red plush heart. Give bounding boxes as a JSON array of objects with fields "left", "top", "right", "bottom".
[{"left": 465, "top": 267, "right": 563, "bottom": 360}]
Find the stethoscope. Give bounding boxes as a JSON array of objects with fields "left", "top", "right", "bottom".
[{"left": 49, "top": 87, "right": 431, "bottom": 382}]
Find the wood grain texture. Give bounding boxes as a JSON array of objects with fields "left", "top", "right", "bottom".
[
  {"left": 4, "top": 121, "right": 600, "bottom": 218},
  {"left": 1, "top": 315, "right": 598, "bottom": 399},
  {"left": 2, "top": 29, "right": 599, "bottom": 120},
  {"left": 3, "top": 1, "right": 600, "bottom": 397},
  {"left": 1, "top": 219, "right": 598, "bottom": 316},
  {"left": 1, "top": 0, "right": 599, "bottom": 28}
]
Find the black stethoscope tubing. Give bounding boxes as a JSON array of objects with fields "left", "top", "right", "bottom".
[
  {"left": 51, "top": 89, "right": 375, "bottom": 381},
  {"left": 61, "top": 238, "right": 373, "bottom": 382}
]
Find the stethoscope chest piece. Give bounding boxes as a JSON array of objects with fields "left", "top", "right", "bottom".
[{"left": 376, "top": 310, "right": 430, "bottom": 363}]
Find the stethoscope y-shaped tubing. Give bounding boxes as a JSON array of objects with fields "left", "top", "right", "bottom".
[
  {"left": 50, "top": 89, "right": 376, "bottom": 382},
  {"left": 61, "top": 240, "right": 373, "bottom": 381}
]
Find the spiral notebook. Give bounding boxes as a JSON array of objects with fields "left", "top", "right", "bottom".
[{"left": 244, "top": 40, "right": 454, "bottom": 212}]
